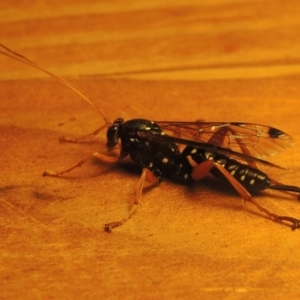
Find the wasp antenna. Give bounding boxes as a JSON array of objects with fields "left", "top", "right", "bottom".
[
  {"left": 0, "top": 44, "right": 111, "bottom": 126},
  {"left": 0, "top": 43, "right": 36, "bottom": 64}
]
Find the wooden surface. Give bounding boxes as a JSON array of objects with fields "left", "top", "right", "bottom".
[{"left": 1, "top": 1, "right": 300, "bottom": 299}]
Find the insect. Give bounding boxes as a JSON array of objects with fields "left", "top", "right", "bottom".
[{"left": 1, "top": 44, "right": 300, "bottom": 232}]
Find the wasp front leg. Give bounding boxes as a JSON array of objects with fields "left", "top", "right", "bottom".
[
  {"left": 59, "top": 124, "right": 107, "bottom": 143},
  {"left": 43, "top": 152, "right": 119, "bottom": 177}
]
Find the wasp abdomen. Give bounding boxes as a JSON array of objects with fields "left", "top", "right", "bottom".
[
  {"left": 215, "top": 158, "right": 271, "bottom": 192},
  {"left": 186, "top": 147, "right": 271, "bottom": 193}
]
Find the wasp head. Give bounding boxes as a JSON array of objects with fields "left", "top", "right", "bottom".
[{"left": 106, "top": 118, "right": 124, "bottom": 148}]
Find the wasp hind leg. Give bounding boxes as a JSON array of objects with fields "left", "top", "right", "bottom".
[
  {"left": 191, "top": 161, "right": 300, "bottom": 230},
  {"left": 104, "top": 168, "right": 159, "bottom": 232},
  {"left": 208, "top": 126, "right": 257, "bottom": 168}
]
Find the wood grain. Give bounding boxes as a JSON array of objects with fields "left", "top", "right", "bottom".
[{"left": 1, "top": 1, "right": 300, "bottom": 299}]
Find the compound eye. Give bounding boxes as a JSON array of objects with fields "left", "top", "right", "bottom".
[
  {"left": 106, "top": 118, "right": 123, "bottom": 148},
  {"left": 106, "top": 125, "right": 118, "bottom": 147}
]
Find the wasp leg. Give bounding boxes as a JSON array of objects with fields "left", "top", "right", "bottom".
[
  {"left": 104, "top": 168, "right": 159, "bottom": 232},
  {"left": 59, "top": 124, "right": 107, "bottom": 143},
  {"left": 43, "top": 152, "right": 119, "bottom": 177},
  {"left": 191, "top": 161, "right": 300, "bottom": 230},
  {"left": 208, "top": 127, "right": 257, "bottom": 168}
]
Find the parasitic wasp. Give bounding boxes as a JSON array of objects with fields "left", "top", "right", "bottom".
[{"left": 1, "top": 44, "right": 300, "bottom": 232}]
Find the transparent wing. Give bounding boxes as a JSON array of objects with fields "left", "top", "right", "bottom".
[
  {"left": 137, "top": 130, "right": 283, "bottom": 169},
  {"left": 155, "top": 121, "right": 295, "bottom": 159}
]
